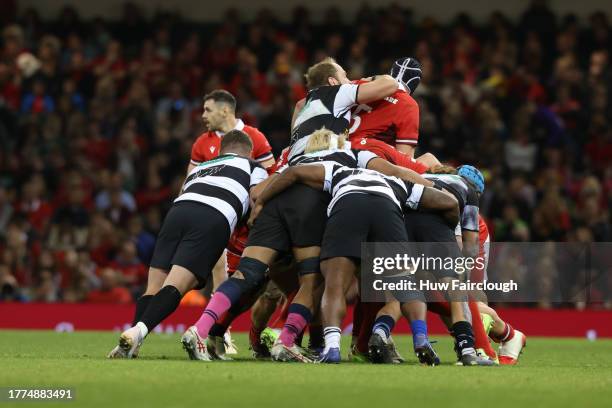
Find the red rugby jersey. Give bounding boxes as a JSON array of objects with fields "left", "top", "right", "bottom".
[
  {"left": 472, "top": 215, "right": 491, "bottom": 283},
  {"left": 348, "top": 80, "right": 419, "bottom": 147},
  {"left": 190, "top": 119, "right": 273, "bottom": 166}
]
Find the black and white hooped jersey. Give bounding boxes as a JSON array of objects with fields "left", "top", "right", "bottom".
[
  {"left": 176, "top": 154, "right": 268, "bottom": 231},
  {"left": 319, "top": 164, "right": 424, "bottom": 215},
  {"left": 289, "top": 84, "right": 359, "bottom": 160},
  {"left": 423, "top": 173, "right": 479, "bottom": 232},
  {"left": 280, "top": 148, "right": 378, "bottom": 173}
]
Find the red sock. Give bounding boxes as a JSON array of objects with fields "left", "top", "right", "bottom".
[
  {"left": 352, "top": 299, "right": 364, "bottom": 338},
  {"left": 249, "top": 325, "right": 264, "bottom": 346},
  {"left": 469, "top": 301, "right": 497, "bottom": 359},
  {"left": 356, "top": 302, "right": 382, "bottom": 353},
  {"left": 490, "top": 322, "right": 515, "bottom": 343},
  {"left": 428, "top": 301, "right": 451, "bottom": 317}
]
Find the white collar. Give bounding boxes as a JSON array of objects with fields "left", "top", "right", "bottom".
[{"left": 215, "top": 118, "right": 245, "bottom": 137}]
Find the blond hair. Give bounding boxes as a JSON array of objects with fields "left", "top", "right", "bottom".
[
  {"left": 428, "top": 165, "right": 457, "bottom": 175},
  {"left": 304, "top": 57, "right": 338, "bottom": 89},
  {"left": 304, "top": 128, "right": 347, "bottom": 153}
]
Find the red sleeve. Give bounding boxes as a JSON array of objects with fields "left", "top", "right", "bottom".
[
  {"left": 246, "top": 127, "right": 274, "bottom": 163},
  {"left": 270, "top": 148, "right": 289, "bottom": 174},
  {"left": 352, "top": 138, "right": 427, "bottom": 174},
  {"left": 395, "top": 94, "right": 419, "bottom": 145},
  {"left": 190, "top": 135, "right": 207, "bottom": 165}
]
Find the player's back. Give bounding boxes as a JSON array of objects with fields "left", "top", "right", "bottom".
[
  {"left": 177, "top": 154, "right": 267, "bottom": 230},
  {"left": 348, "top": 83, "right": 419, "bottom": 147}
]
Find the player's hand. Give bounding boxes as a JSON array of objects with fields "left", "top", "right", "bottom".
[{"left": 248, "top": 203, "right": 264, "bottom": 227}]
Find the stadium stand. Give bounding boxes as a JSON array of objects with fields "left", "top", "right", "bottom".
[{"left": 0, "top": 1, "right": 610, "bottom": 308}]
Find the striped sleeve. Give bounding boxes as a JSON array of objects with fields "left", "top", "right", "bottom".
[
  {"left": 250, "top": 165, "right": 268, "bottom": 187},
  {"left": 356, "top": 150, "right": 379, "bottom": 168}
]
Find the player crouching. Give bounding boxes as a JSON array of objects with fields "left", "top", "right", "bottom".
[{"left": 107, "top": 130, "right": 267, "bottom": 359}]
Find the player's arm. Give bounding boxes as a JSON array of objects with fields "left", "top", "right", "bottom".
[
  {"left": 366, "top": 157, "right": 434, "bottom": 187},
  {"left": 456, "top": 224, "right": 464, "bottom": 249},
  {"left": 259, "top": 165, "right": 324, "bottom": 202},
  {"left": 461, "top": 203, "right": 480, "bottom": 259},
  {"left": 462, "top": 230, "right": 479, "bottom": 259},
  {"left": 395, "top": 144, "right": 416, "bottom": 157},
  {"left": 259, "top": 157, "right": 276, "bottom": 169},
  {"left": 415, "top": 152, "right": 441, "bottom": 168},
  {"left": 356, "top": 75, "right": 398, "bottom": 104},
  {"left": 248, "top": 165, "right": 325, "bottom": 226},
  {"left": 250, "top": 173, "right": 276, "bottom": 203}
]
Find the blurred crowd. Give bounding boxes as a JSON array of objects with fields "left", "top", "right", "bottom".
[{"left": 0, "top": 1, "right": 610, "bottom": 307}]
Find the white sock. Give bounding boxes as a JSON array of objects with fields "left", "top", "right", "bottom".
[
  {"left": 136, "top": 322, "right": 149, "bottom": 339},
  {"left": 461, "top": 347, "right": 476, "bottom": 356},
  {"left": 323, "top": 326, "right": 341, "bottom": 353},
  {"left": 373, "top": 327, "right": 388, "bottom": 341}
]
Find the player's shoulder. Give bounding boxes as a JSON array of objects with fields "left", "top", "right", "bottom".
[
  {"left": 242, "top": 125, "right": 267, "bottom": 140},
  {"left": 193, "top": 130, "right": 214, "bottom": 144},
  {"left": 395, "top": 89, "right": 418, "bottom": 106}
]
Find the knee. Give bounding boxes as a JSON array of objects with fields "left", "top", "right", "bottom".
[
  {"left": 236, "top": 257, "right": 269, "bottom": 291},
  {"left": 297, "top": 257, "right": 321, "bottom": 276}
]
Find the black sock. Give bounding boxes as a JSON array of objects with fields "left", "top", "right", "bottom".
[
  {"left": 452, "top": 321, "right": 475, "bottom": 354},
  {"left": 209, "top": 323, "right": 227, "bottom": 337},
  {"left": 139, "top": 286, "right": 182, "bottom": 332},
  {"left": 308, "top": 324, "right": 324, "bottom": 350},
  {"left": 295, "top": 330, "right": 304, "bottom": 347},
  {"left": 132, "top": 295, "right": 153, "bottom": 326}
]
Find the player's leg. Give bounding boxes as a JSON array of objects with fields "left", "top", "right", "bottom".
[
  {"left": 405, "top": 210, "right": 491, "bottom": 366},
  {"left": 211, "top": 251, "right": 227, "bottom": 291},
  {"left": 247, "top": 259, "right": 299, "bottom": 358},
  {"left": 368, "top": 300, "right": 401, "bottom": 364},
  {"left": 186, "top": 193, "right": 290, "bottom": 356},
  {"left": 479, "top": 302, "right": 526, "bottom": 365},
  {"left": 272, "top": 246, "right": 323, "bottom": 362},
  {"left": 248, "top": 281, "right": 282, "bottom": 358},
  {"left": 319, "top": 256, "right": 357, "bottom": 362},
  {"left": 190, "top": 246, "right": 277, "bottom": 344},
  {"left": 469, "top": 300, "right": 498, "bottom": 361},
  {"left": 133, "top": 267, "right": 167, "bottom": 325},
  {"left": 107, "top": 266, "right": 168, "bottom": 359},
  {"left": 352, "top": 301, "right": 380, "bottom": 361},
  {"left": 110, "top": 202, "right": 224, "bottom": 359},
  {"left": 120, "top": 264, "right": 201, "bottom": 358}
]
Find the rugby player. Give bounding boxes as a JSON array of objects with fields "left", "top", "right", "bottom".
[
  {"left": 429, "top": 167, "right": 526, "bottom": 365},
  {"left": 348, "top": 57, "right": 442, "bottom": 363},
  {"left": 188, "top": 89, "right": 279, "bottom": 358},
  {"left": 350, "top": 57, "right": 440, "bottom": 172},
  {"left": 107, "top": 130, "right": 267, "bottom": 359},
  {"left": 368, "top": 164, "right": 495, "bottom": 366},
  {"left": 470, "top": 215, "right": 526, "bottom": 365},
  {"left": 248, "top": 144, "right": 461, "bottom": 363}
]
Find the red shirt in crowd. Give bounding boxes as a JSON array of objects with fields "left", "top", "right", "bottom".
[{"left": 86, "top": 287, "right": 132, "bottom": 304}]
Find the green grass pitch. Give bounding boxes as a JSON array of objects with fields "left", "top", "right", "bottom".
[{"left": 0, "top": 330, "right": 611, "bottom": 408}]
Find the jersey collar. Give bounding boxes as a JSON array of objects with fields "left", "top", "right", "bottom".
[{"left": 214, "top": 118, "right": 245, "bottom": 137}]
